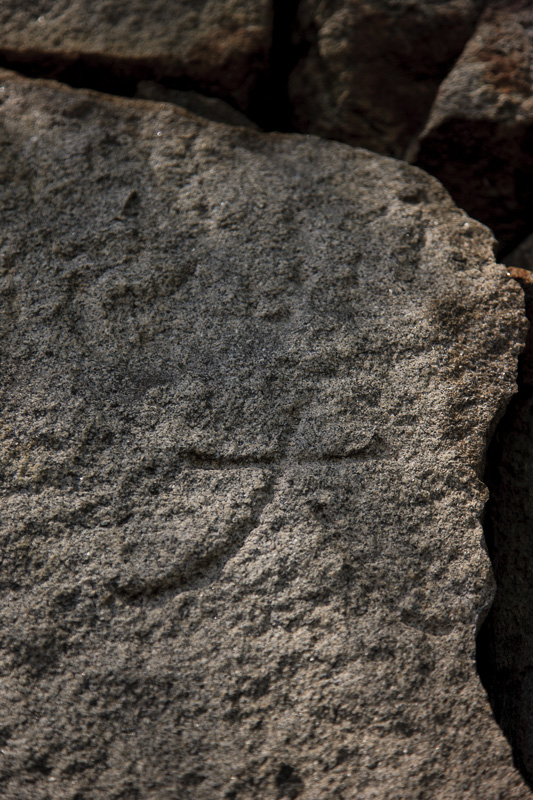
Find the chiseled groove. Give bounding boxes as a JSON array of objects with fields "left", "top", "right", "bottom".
[
  {"left": 114, "top": 469, "right": 279, "bottom": 603},
  {"left": 113, "top": 433, "right": 390, "bottom": 604},
  {"left": 177, "top": 434, "right": 389, "bottom": 471}
]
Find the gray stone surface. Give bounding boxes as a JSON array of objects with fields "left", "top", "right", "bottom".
[
  {"left": 0, "top": 0, "right": 272, "bottom": 109},
  {"left": 0, "top": 69, "right": 530, "bottom": 799},
  {"left": 415, "top": 0, "right": 533, "bottom": 249},
  {"left": 134, "top": 81, "right": 259, "bottom": 129},
  {"left": 288, "top": 0, "right": 485, "bottom": 157}
]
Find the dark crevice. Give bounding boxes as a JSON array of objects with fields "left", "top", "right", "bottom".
[
  {"left": 247, "top": 0, "right": 302, "bottom": 131},
  {"left": 476, "top": 268, "right": 533, "bottom": 789},
  {"left": 415, "top": 117, "right": 533, "bottom": 256},
  {"left": 0, "top": 48, "right": 256, "bottom": 123},
  {"left": 0, "top": 49, "right": 144, "bottom": 97},
  {"left": 500, "top": 227, "right": 533, "bottom": 264}
]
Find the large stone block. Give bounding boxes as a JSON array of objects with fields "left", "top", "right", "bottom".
[{"left": 0, "top": 70, "right": 529, "bottom": 798}]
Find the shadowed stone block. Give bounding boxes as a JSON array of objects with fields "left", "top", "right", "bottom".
[
  {"left": 416, "top": 0, "right": 533, "bottom": 250},
  {"left": 289, "top": 0, "right": 484, "bottom": 157},
  {"left": 0, "top": 0, "right": 273, "bottom": 109}
]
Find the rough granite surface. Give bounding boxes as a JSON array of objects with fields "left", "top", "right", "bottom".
[
  {"left": 0, "top": 70, "right": 530, "bottom": 799},
  {"left": 0, "top": 0, "right": 272, "bottom": 109},
  {"left": 288, "top": 0, "right": 485, "bottom": 157},
  {"left": 415, "top": 0, "right": 533, "bottom": 250}
]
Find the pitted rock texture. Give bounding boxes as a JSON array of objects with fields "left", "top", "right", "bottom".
[
  {"left": 0, "top": 0, "right": 273, "bottom": 109},
  {"left": 288, "top": 0, "right": 485, "bottom": 157},
  {"left": 0, "top": 70, "right": 529, "bottom": 799},
  {"left": 415, "top": 0, "right": 533, "bottom": 250}
]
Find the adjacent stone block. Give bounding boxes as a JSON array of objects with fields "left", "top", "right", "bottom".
[
  {"left": 0, "top": 0, "right": 273, "bottom": 109},
  {"left": 288, "top": 0, "right": 485, "bottom": 157},
  {"left": 0, "top": 70, "right": 529, "bottom": 799},
  {"left": 416, "top": 0, "right": 533, "bottom": 250}
]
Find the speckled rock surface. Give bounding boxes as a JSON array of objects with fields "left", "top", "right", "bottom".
[
  {"left": 0, "top": 70, "right": 529, "bottom": 799},
  {"left": 415, "top": 0, "right": 533, "bottom": 250},
  {"left": 288, "top": 0, "right": 485, "bottom": 157},
  {"left": 0, "top": 0, "right": 272, "bottom": 109}
]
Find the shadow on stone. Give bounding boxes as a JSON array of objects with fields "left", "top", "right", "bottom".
[{"left": 477, "top": 287, "right": 533, "bottom": 788}]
